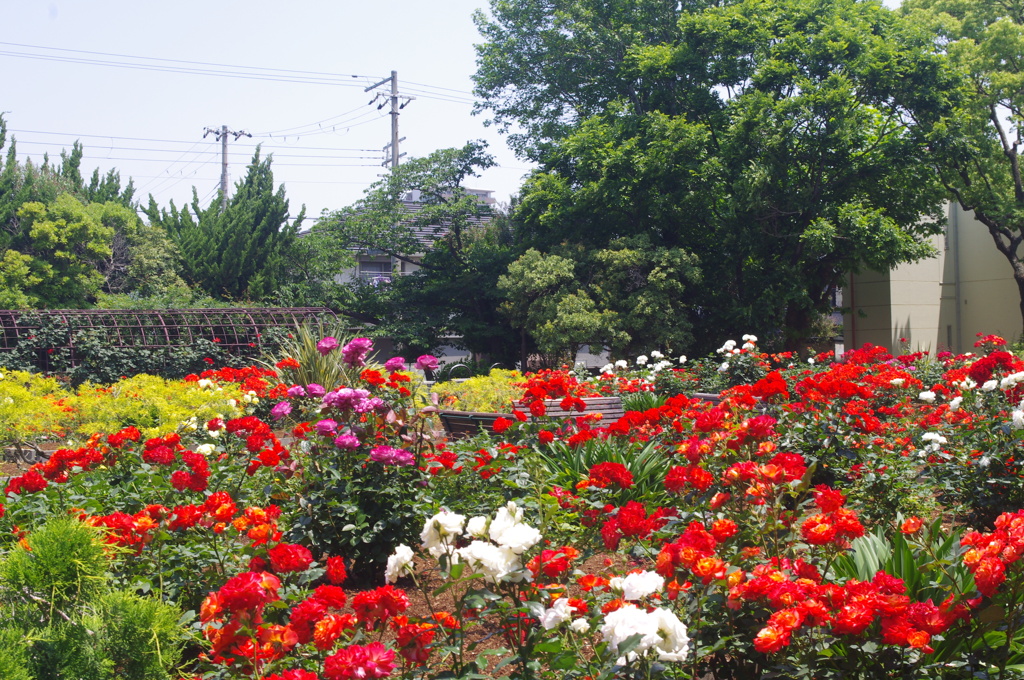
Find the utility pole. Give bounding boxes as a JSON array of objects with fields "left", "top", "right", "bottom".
[
  {"left": 203, "top": 125, "right": 252, "bottom": 211},
  {"left": 365, "top": 71, "right": 414, "bottom": 168}
]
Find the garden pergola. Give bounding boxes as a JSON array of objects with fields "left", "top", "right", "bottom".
[{"left": 0, "top": 307, "right": 336, "bottom": 369}]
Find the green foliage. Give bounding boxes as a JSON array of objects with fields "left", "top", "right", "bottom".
[
  {"left": 68, "top": 374, "right": 244, "bottom": 440},
  {"left": 14, "top": 194, "right": 114, "bottom": 307},
  {"left": 1, "top": 312, "right": 292, "bottom": 385},
  {"left": 902, "top": 0, "right": 1024, "bottom": 338},
  {"left": 0, "top": 518, "right": 183, "bottom": 680},
  {"left": 322, "top": 142, "right": 522, "bottom": 362},
  {"left": 480, "top": 0, "right": 949, "bottom": 352},
  {"left": 432, "top": 368, "right": 524, "bottom": 412},
  {"left": 0, "top": 369, "right": 65, "bottom": 457},
  {"left": 527, "top": 437, "right": 672, "bottom": 506},
  {"left": 145, "top": 148, "right": 302, "bottom": 301}
]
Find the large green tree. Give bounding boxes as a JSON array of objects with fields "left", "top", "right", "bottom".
[
  {"left": 476, "top": 0, "right": 953, "bottom": 351},
  {"left": 903, "top": 0, "right": 1024, "bottom": 338},
  {"left": 319, "top": 142, "right": 523, "bottom": 363},
  {"left": 144, "top": 149, "right": 302, "bottom": 301}
]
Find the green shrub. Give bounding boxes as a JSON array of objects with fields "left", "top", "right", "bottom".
[
  {"left": 67, "top": 374, "right": 244, "bottom": 439},
  {"left": 0, "top": 518, "right": 184, "bottom": 680},
  {"left": 432, "top": 368, "right": 523, "bottom": 412},
  {"left": 0, "top": 369, "right": 67, "bottom": 453}
]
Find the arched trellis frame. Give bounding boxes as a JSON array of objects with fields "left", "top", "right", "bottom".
[{"left": 0, "top": 307, "right": 338, "bottom": 371}]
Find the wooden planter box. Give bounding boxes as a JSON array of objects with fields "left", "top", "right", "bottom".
[
  {"left": 437, "top": 395, "right": 627, "bottom": 439},
  {"left": 436, "top": 409, "right": 515, "bottom": 439}
]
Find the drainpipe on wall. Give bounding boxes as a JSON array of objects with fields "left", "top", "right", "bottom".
[{"left": 952, "top": 204, "right": 963, "bottom": 353}]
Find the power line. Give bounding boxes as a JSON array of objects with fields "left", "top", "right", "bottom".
[
  {"left": 14, "top": 141, "right": 380, "bottom": 160},
  {"left": 8, "top": 128, "right": 379, "bottom": 152},
  {"left": 0, "top": 41, "right": 381, "bottom": 80},
  {"left": 0, "top": 46, "right": 378, "bottom": 87}
]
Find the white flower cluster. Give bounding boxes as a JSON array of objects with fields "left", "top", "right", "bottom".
[
  {"left": 600, "top": 604, "right": 690, "bottom": 665},
  {"left": 917, "top": 431, "right": 949, "bottom": 459},
  {"left": 600, "top": 350, "right": 676, "bottom": 376},
  {"left": 918, "top": 390, "right": 936, "bottom": 403},
  {"left": 716, "top": 339, "right": 740, "bottom": 356},
  {"left": 1001, "top": 372, "right": 1024, "bottom": 390},
  {"left": 407, "top": 502, "right": 542, "bottom": 584},
  {"left": 609, "top": 570, "right": 664, "bottom": 601}
]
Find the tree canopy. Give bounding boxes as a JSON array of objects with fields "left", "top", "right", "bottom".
[
  {"left": 477, "top": 0, "right": 952, "bottom": 351},
  {"left": 902, "top": 0, "right": 1024, "bottom": 337},
  {"left": 144, "top": 149, "right": 302, "bottom": 302}
]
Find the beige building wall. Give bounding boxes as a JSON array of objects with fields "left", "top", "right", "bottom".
[{"left": 844, "top": 204, "right": 1021, "bottom": 354}]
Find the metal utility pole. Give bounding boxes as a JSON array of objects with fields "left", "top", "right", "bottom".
[
  {"left": 365, "top": 71, "right": 414, "bottom": 168},
  {"left": 203, "top": 125, "right": 252, "bottom": 211}
]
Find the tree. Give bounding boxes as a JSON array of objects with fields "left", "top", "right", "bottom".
[
  {"left": 477, "top": 0, "right": 952, "bottom": 351},
  {"left": 902, "top": 0, "right": 1024, "bottom": 339},
  {"left": 473, "top": 0, "right": 686, "bottom": 159},
  {"left": 319, "top": 142, "right": 523, "bottom": 363},
  {"left": 144, "top": 149, "right": 302, "bottom": 301},
  {"left": 14, "top": 194, "right": 114, "bottom": 307}
]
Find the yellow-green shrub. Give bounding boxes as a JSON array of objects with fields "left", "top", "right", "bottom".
[
  {"left": 432, "top": 369, "right": 524, "bottom": 412},
  {"left": 67, "top": 374, "right": 246, "bottom": 439},
  {"left": 0, "top": 368, "right": 68, "bottom": 448}
]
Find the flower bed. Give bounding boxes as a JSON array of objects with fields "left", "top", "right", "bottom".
[{"left": 2, "top": 334, "right": 1024, "bottom": 678}]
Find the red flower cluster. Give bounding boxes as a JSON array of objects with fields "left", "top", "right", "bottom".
[
  {"left": 733, "top": 565, "right": 966, "bottom": 655},
  {"left": 268, "top": 542, "right": 314, "bottom": 573},
  {"left": 587, "top": 462, "right": 634, "bottom": 489},
  {"left": 657, "top": 521, "right": 728, "bottom": 585},
  {"left": 323, "top": 641, "right": 396, "bottom": 679},
  {"left": 351, "top": 585, "right": 409, "bottom": 630},
  {"left": 962, "top": 509, "right": 1024, "bottom": 597},
  {"left": 799, "top": 487, "right": 865, "bottom": 547},
  {"left": 526, "top": 546, "right": 580, "bottom": 581},
  {"left": 601, "top": 501, "right": 673, "bottom": 549}
]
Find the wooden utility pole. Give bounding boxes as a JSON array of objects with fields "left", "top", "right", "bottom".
[{"left": 203, "top": 125, "right": 252, "bottom": 211}]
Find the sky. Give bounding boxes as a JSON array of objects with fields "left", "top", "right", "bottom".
[{"left": 0, "top": 1, "right": 533, "bottom": 221}]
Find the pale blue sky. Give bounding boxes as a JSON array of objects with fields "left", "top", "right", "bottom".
[{"left": 0, "top": 1, "right": 533, "bottom": 219}]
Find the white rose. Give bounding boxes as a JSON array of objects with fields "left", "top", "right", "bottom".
[
  {"left": 718, "top": 362, "right": 729, "bottom": 373},
  {"left": 650, "top": 350, "right": 664, "bottom": 359},
  {"left": 570, "top": 618, "right": 591, "bottom": 634},
  {"left": 621, "top": 570, "right": 664, "bottom": 601},
  {"left": 488, "top": 501, "right": 524, "bottom": 543},
  {"left": 600, "top": 604, "right": 663, "bottom": 665},
  {"left": 600, "top": 364, "right": 615, "bottom": 374},
  {"left": 615, "top": 359, "right": 628, "bottom": 369},
  {"left": 493, "top": 522, "right": 542, "bottom": 554},
  {"left": 949, "top": 396, "right": 963, "bottom": 411},
  {"left": 1013, "top": 410, "right": 1024, "bottom": 430},
  {"left": 742, "top": 334, "right": 758, "bottom": 342},
  {"left": 982, "top": 380, "right": 998, "bottom": 392},
  {"left": 890, "top": 378, "right": 905, "bottom": 387},
  {"left": 421, "top": 510, "right": 466, "bottom": 557},
  {"left": 636, "top": 355, "right": 648, "bottom": 365},
  {"left": 195, "top": 443, "right": 216, "bottom": 455},
  {"left": 385, "top": 544, "right": 415, "bottom": 583},
  {"left": 540, "top": 597, "right": 577, "bottom": 630},
  {"left": 457, "top": 540, "right": 521, "bottom": 583},
  {"left": 678, "top": 355, "right": 687, "bottom": 364},
  {"left": 465, "top": 515, "right": 489, "bottom": 538},
  {"left": 649, "top": 607, "right": 690, "bottom": 662},
  {"left": 919, "top": 391, "right": 936, "bottom": 403}
]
